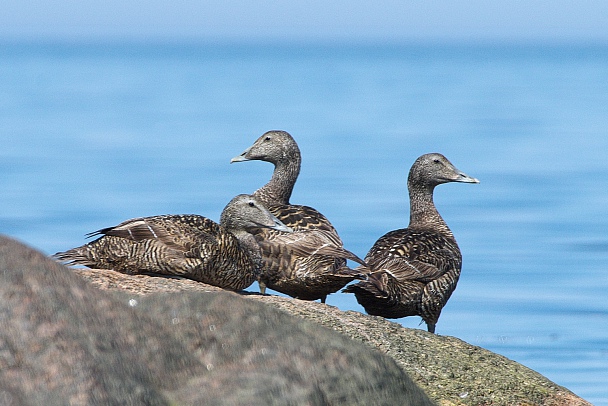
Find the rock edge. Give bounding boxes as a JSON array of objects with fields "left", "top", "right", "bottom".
[{"left": 75, "top": 267, "right": 591, "bottom": 406}]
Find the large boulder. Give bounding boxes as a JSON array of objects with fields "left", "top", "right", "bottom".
[
  {"left": 75, "top": 250, "right": 591, "bottom": 406},
  {"left": 0, "top": 235, "right": 432, "bottom": 405},
  {"left": 0, "top": 236, "right": 201, "bottom": 405}
]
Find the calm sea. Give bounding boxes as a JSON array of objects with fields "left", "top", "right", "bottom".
[{"left": 1, "top": 42, "right": 607, "bottom": 404}]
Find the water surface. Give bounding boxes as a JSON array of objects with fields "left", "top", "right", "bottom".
[{"left": 1, "top": 42, "right": 607, "bottom": 404}]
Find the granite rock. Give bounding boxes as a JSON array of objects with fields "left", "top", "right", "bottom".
[
  {"left": 0, "top": 235, "right": 433, "bottom": 405},
  {"left": 75, "top": 252, "right": 591, "bottom": 406}
]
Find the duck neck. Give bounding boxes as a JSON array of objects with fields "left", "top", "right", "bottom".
[
  {"left": 408, "top": 183, "right": 454, "bottom": 240},
  {"left": 253, "top": 156, "right": 300, "bottom": 206},
  {"left": 233, "top": 230, "right": 263, "bottom": 271}
]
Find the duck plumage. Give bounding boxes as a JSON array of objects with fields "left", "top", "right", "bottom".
[
  {"left": 55, "top": 194, "right": 291, "bottom": 291},
  {"left": 343, "top": 153, "right": 478, "bottom": 333},
  {"left": 231, "top": 130, "right": 365, "bottom": 302}
]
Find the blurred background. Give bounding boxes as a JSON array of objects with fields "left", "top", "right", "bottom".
[{"left": 1, "top": 1, "right": 607, "bottom": 403}]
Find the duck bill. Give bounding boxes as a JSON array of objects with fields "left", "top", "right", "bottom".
[
  {"left": 269, "top": 219, "right": 292, "bottom": 233},
  {"left": 230, "top": 146, "right": 252, "bottom": 163},
  {"left": 252, "top": 215, "right": 292, "bottom": 233},
  {"left": 453, "top": 170, "right": 480, "bottom": 184}
]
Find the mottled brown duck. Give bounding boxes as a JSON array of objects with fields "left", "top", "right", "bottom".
[
  {"left": 55, "top": 194, "right": 291, "bottom": 291},
  {"left": 231, "top": 130, "right": 365, "bottom": 303},
  {"left": 343, "top": 153, "right": 479, "bottom": 333}
]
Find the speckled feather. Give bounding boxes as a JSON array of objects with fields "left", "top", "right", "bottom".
[
  {"left": 268, "top": 204, "right": 338, "bottom": 234},
  {"left": 253, "top": 204, "right": 365, "bottom": 301},
  {"left": 55, "top": 195, "right": 288, "bottom": 291},
  {"left": 343, "top": 153, "right": 478, "bottom": 333},
  {"left": 232, "top": 131, "right": 365, "bottom": 302},
  {"left": 345, "top": 228, "right": 461, "bottom": 324}
]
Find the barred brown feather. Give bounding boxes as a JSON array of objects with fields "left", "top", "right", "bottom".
[
  {"left": 232, "top": 130, "right": 365, "bottom": 302},
  {"left": 55, "top": 195, "right": 290, "bottom": 291},
  {"left": 343, "top": 153, "right": 479, "bottom": 333}
]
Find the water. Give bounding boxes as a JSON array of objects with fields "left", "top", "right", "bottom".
[{"left": 1, "top": 42, "right": 607, "bottom": 404}]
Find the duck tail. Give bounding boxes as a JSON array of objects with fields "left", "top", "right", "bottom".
[
  {"left": 53, "top": 245, "right": 93, "bottom": 267},
  {"left": 342, "top": 271, "right": 389, "bottom": 297}
]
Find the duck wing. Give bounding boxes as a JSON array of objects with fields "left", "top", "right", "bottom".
[
  {"left": 363, "top": 229, "right": 461, "bottom": 282},
  {"left": 90, "top": 215, "right": 220, "bottom": 256},
  {"left": 259, "top": 228, "right": 366, "bottom": 265},
  {"left": 269, "top": 204, "right": 339, "bottom": 234}
]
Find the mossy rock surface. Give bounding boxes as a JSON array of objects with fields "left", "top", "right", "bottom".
[{"left": 75, "top": 265, "right": 590, "bottom": 406}]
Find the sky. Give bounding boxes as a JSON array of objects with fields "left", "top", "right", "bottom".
[{"left": 1, "top": 1, "right": 608, "bottom": 44}]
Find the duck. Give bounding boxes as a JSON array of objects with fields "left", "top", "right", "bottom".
[
  {"left": 231, "top": 130, "right": 365, "bottom": 303},
  {"left": 343, "top": 153, "right": 479, "bottom": 333},
  {"left": 54, "top": 194, "right": 292, "bottom": 291}
]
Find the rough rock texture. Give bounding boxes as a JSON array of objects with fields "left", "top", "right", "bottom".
[
  {"left": 0, "top": 238, "right": 202, "bottom": 405},
  {"left": 0, "top": 235, "right": 433, "bottom": 405},
  {"left": 75, "top": 264, "right": 591, "bottom": 406}
]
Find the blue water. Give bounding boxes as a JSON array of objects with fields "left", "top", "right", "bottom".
[{"left": 1, "top": 42, "right": 607, "bottom": 404}]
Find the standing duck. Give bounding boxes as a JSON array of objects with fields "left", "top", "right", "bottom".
[
  {"left": 55, "top": 194, "right": 292, "bottom": 291},
  {"left": 231, "top": 130, "right": 365, "bottom": 303},
  {"left": 343, "top": 153, "right": 479, "bottom": 333}
]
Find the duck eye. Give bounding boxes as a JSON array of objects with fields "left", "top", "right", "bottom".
[
  {"left": 248, "top": 201, "right": 255, "bottom": 207},
  {"left": 264, "top": 136, "right": 271, "bottom": 141},
  {"left": 433, "top": 159, "right": 440, "bottom": 164}
]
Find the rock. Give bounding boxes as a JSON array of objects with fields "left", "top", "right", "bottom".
[
  {"left": 135, "top": 291, "right": 433, "bottom": 405},
  {"left": 0, "top": 235, "right": 433, "bottom": 405},
  {"left": 76, "top": 262, "right": 591, "bottom": 405},
  {"left": 0, "top": 236, "right": 203, "bottom": 405}
]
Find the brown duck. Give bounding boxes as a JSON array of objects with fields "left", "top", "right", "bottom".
[
  {"left": 343, "top": 153, "right": 479, "bottom": 333},
  {"left": 55, "top": 194, "right": 292, "bottom": 291},
  {"left": 231, "top": 130, "right": 365, "bottom": 302}
]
